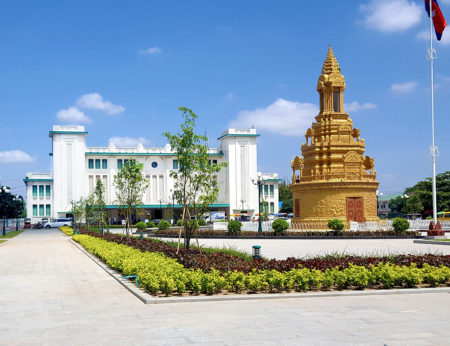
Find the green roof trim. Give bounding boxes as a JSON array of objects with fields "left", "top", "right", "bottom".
[
  {"left": 263, "top": 178, "right": 282, "bottom": 182},
  {"left": 217, "top": 133, "right": 260, "bottom": 140},
  {"left": 23, "top": 178, "right": 53, "bottom": 182},
  {"left": 49, "top": 131, "right": 88, "bottom": 137},
  {"left": 85, "top": 152, "right": 224, "bottom": 156}
]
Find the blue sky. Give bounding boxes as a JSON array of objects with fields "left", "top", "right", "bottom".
[{"left": 1, "top": 0, "right": 449, "bottom": 198}]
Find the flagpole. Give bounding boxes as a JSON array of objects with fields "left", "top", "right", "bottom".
[{"left": 428, "top": 0, "right": 438, "bottom": 224}]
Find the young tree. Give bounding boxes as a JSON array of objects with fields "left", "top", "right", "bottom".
[
  {"left": 93, "top": 179, "right": 107, "bottom": 231},
  {"left": 71, "top": 197, "right": 86, "bottom": 233},
  {"left": 404, "top": 194, "right": 424, "bottom": 215},
  {"left": 113, "top": 158, "right": 149, "bottom": 236},
  {"left": 278, "top": 180, "right": 293, "bottom": 213},
  {"left": 164, "top": 107, "right": 226, "bottom": 251},
  {"left": 84, "top": 194, "right": 95, "bottom": 232}
]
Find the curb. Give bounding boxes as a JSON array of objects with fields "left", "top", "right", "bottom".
[
  {"left": 414, "top": 239, "right": 450, "bottom": 246},
  {"left": 69, "top": 237, "right": 450, "bottom": 305}
]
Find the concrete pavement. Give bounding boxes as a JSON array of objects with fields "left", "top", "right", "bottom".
[{"left": 0, "top": 229, "right": 449, "bottom": 345}]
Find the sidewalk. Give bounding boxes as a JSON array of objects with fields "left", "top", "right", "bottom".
[{"left": 0, "top": 229, "right": 449, "bottom": 345}]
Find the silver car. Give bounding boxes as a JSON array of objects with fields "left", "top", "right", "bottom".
[{"left": 42, "top": 218, "right": 73, "bottom": 228}]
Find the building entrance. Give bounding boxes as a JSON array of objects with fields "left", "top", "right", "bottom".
[{"left": 346, "top": 197, "right": 364, "bottom": 222}]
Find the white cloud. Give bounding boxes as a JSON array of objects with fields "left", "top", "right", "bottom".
[
  {"left": 108, "top": 136, "right": 150, "bottom": 147},
  {"left": 344, "top": 101, "right": 377, "bottom": 112},
  {"left": 140, "top": 47, "right": 162, "bottom": 55},
  {"left": 360, "top": 0, "right": 421, "bottom": 32},
  {"left": 416, "top": 29, "right": 450, "bottom": 45},
  {"left": 390, "top": 81, "right": 418, "bottom": 93},
  {"left": 56, "top": 107, "right": 91, "bottom": 123},
  {"left": 77, "top": 93, "right": 125, "bottom": 115},
  {"left": 229, "top": 98, "right": 317, "bottom": 136},
  {"left": 0, "top": 150, "right": 35, "bottom": 163}
]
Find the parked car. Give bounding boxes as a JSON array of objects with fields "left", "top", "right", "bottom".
[
  {"left": 42, "top": 218, "right": 73, "bottom": 228},
  {"left": 151, "top": 219, "right": 163, "bottom": 225}
]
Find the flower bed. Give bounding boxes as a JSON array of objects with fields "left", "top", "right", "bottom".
[
  {"left": 81, "top": 230, "right": 450, "bottom": 274},
  {"left": 60, "top": 226, "right": 73, "bottom": 236},
  {"left": 73, "top": 234, "right": 450, "bottom": 296},
  {"left": 147, "top": 228, "right": 420, "bottom": 238}
]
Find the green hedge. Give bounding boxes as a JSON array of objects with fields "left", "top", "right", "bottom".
[{"left": 73, "top": 234, "right": 450, "bottom": 296}]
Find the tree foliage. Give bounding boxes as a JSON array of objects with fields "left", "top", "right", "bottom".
[
  {"left": 164, "top": 107, "right": 227, "bottom": 250},
  {"left": 278, "top": 180, "right": 293, "bottom": 213},
  {"left": 93, "top": 179, "right": 107, "bottom": 228},
  {"left": 0, "top": 190, "right": 24, "bottom": 221},
  {"left": 390, "top": 171, "right": 450, "bottom": 215},
  {"left": 113, "top": 158, "right": 149, "bottom": 236}
]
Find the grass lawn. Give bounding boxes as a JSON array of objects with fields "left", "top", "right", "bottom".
[
  {"left": 0, "top": 230, "right": 24, "bottom": 239},
  {"left": 431, "top": 238, "right": 450, "bottom": 241},
  {"left": 0, "top": 240, "right": 6, "bottom": 244}
]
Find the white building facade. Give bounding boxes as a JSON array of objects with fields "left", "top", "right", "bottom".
[{"left": 24, "top": 125, "right": 279, "bottom": 223}]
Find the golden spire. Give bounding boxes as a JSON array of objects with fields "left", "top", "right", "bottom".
[
  {"left": 321, "top": 45, "right": 342, "bottom": 76},
  {"left": 317, "top": 45, "right": 345, "bottom": 93}
]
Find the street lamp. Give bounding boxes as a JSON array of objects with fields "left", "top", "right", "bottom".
[
  {"left": 158, "top": 199, "right": 163, "bottom": 219},
  {"left": 240, "top": 198, "right": 246, "bottom": 211},
  {"left": 1, "top": 186, "right": 11, "bottom": 236},
  {"left": 401, "top": 194, "right": 409, "bottom": 216},
  {"left": 376, "top": 190, "right": 383, "bottom": 216},
  {"left": 251, "top": 173, "right": 263, "bottom": 233}
]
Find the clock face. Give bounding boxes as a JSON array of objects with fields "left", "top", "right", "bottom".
[{"left": 152, "top": 161, "right": 158, "bottom": 168}]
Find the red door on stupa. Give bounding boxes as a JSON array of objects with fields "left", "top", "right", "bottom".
[{"left": 346, "top": 197, "right": 364, "bottom": 222}]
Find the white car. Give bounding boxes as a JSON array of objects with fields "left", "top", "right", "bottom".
[{"left": 42, "top": 218, "right": 73, "bottom": 228}]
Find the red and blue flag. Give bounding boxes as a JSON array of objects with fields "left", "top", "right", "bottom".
[{"left": 425, "top": 0, "right": 447, "bottom": 40}]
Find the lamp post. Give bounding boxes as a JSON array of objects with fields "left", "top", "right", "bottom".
[
  {"left": 251, "top": 173, "right": 263, "bottom": 233},
  {"left": 158, "top": 199, "right": 163, "bottom": 219},
  {"left": 240, "top": 198, "right": 245, "bottom": 211},
  {"left": 401, "top": 194, "right": 409, "bottom": 216},
  {"left": 171, "top": 192, "right": 175, "bottom": 226},
  {"left": 1, "top": 186, "right": 11, "bottom": 236},
  {"left": 376, "top": 190, "right": 383, "bottom": 217}
]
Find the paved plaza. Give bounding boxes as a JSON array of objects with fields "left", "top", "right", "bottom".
[{"left": 0, "top": 230, "right": 449, "bottom": 345}]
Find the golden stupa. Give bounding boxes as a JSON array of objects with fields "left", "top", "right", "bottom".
[{"left": 290, "top": 46, "right": 379, "bottom": 224}]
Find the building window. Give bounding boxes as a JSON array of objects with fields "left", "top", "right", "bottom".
[
  {"left": 173, "top": 160, "right": 178, "bottom": 169},
  {"left": 269, "top": 185, "right": 274, "bottom": 196},
  {"left": 46, "top": 185, "right": 51, "bottom": 198},
  {"left": 264, "top": 185, "right": 268, "bottom": 196},
  {"left": 32, "top": 186, "right": 37, "bottom": 198},
  {"left": 320, "top": 93, "right": 324, "bottom": 112},
  {"left": 270, "top": 202, "right": 274, "bottom": 214},
  {"left": 152, "top": 161, "right": 158, "bottom": 168},
  {"left": 46, "top": 205, "right": 51, "bottom": 216},
  {"left": 88, "top": 159, "right": 94, "bottom": 169},
  {"left": 294, "top": 199, "right": 300, "bottom": 217},
  {"left": 95, "top": 159, "right": 100, "bottom": 169},
  {"left": 333, "top": 91, "right": 340, "bottom": 112},
  {"left": 117, "top": 159, "right": 123, "bottom": 169},
  {"left": 39, "top": 205, "right": 44, "bottom": 216},
  {"left": 39, "top": 185, "right": 44, "bottom": 198},
  {"left": 124, "top": 159, "right": 129, "bottom": 165},
  {"left": 102, "top": 159, "right": 107, "bottom": 169},
  {"left": 32, "top": 205, "right": 37, "bottom": 216},
  {"left": 212, "top": 159, "right": 217, "bottom": 165}
]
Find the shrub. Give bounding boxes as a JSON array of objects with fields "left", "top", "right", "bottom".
[
  {"left": 272, "top": 219, "right": 289, "bottom": 235},
  {"left": 60, "top": 226, "right": 73, "bottom": 236},
  {"left": 158, "top": 220, "right": 171, "bottom": 230},
  {"left": 198, "top": 218, "right": 207, "bottom": 226},
  {"left": 328, "top": 219, "right": 345, "bottom": 232},
  {"left": 392, "top": 218, "right": 410, "bottom": 234},
  {"left": 136, "top": 222, "right": 147, "bottom": 231},
  {"left": 176, "top": 219, "right": 183, "bottom": 226},
  {"left": 227, "top": 220, "right": 242, "bottom": 235},
  {"left": 146, "top": 221, "right": 156, "bottom": 228}
]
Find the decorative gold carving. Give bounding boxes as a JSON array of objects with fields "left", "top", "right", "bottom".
[{"left": 290, "top": 46, "right": 379, "bottom": 224}]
